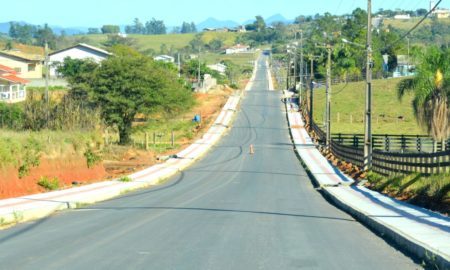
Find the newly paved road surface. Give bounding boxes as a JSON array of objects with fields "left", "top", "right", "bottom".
[{"left": 0, "top": 56, "right": 419, "bottom": 269}]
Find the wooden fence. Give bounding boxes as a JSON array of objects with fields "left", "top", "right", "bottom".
[{"left": 302, "top": 110, "right": 450, "bottom": 176}]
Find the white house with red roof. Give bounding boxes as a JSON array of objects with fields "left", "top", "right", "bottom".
[{"left": 0, "top": 64, "right": 29, "bottom": 103}]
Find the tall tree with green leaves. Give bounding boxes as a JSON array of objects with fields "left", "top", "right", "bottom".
[
  {"left": 91, "top": 46, "right": 193, "bottom": 144},
  {"left": 397, "top": 46, "right": 450, "bottom": 144},
  {"left": 254, "top": 16, "right": 266, "bottom": 32}
]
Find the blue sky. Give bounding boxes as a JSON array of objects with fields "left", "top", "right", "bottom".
[{"left": 4, "top": 0, "right": 445, "bottom": 27}]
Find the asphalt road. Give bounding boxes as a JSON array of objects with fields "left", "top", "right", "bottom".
[{"left": 0, "top": 56, "right": 419, "bottom": 270}]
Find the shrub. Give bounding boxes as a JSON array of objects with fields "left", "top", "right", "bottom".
[
  {"left": 84, "top": 148, "right": 101, "bottom": 168},
  {"left": 119, "top": 176, "right": 132, "bottom": 182},
  {"left": 37, "top": 176, "right": 60, "bottom": 191}
]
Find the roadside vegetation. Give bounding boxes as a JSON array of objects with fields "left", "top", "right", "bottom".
[
  {"left": 312, "top": 78, "right": 422, "bottom": 135},
  {"left": 366, "top": 172, "right": 450, "bottom": 215}
]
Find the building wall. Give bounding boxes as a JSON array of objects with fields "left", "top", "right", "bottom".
[
  {"left": 49, "top": 47, "right": 108, "bottom": 77},
  {"left": 0, "top": 55, "right": 43, "bottom": 79}
]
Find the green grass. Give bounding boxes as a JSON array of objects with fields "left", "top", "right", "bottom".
[
  {"left": 67, "top": 32, "right": 241, "bottom": 53},
  {"left": 201, "top": 52, "right": 256, "bottom": 67},
  {"left": 0, "top": 129, "right": 103, "bottom": 169},
  {"left": 312, "top": 78, "right": 425, "bottom": 135},
  {"left": 367, "top": 172, "right": 450, "bottom": 214}
]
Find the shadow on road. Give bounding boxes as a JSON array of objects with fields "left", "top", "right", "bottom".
[{"left": 77, "top": 205, "right": 356, "bottom": 222}]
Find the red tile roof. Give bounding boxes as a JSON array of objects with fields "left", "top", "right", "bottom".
[
  {"left": 0, "top": 74, "right": 29, "bottom": 84},
  {"left": 0, "top": 64, "right": 17, "bottom": 74}
]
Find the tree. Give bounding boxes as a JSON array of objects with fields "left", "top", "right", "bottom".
[
  {"left": 34, "top": 24, "right": 57, "bottom": 49},
  {"left": 190, "top": 22, "right": 197, "bottom": 33},
  {"left": 145, "top": 18, "right": 166, "bottom": 35},
  {"left": 181, "top": 22, "right": 191, "bottom": 33},
  {"left": 9, "top": 22, "right": 35, "bottom": 44},
  {"left": 207, "top": 38, "right": 223, "bottom": 51},
  {"left": 397, "top": 46, "right": 450, "bottom": 144},
  {"left": 101, "top": 25, "right": 120, "bottom": 34},
  {"left": 103, "top": 35, "right": 135, "bottom": 47},
  {"left": 88, "top": 28, "right": 100, "bottom": 34},
  {"left": 89, "top": 46, "right": 193, "bottom": 144},
  {"left": 57, "top": 57, "right": 99, "bottom": 100},
  {"left": 254, "top": 16, "right": 266, "bottom": 32}
]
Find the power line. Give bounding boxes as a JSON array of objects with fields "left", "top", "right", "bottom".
[{"left": 380, "top": 0, "right": 443, "bottom": 52}]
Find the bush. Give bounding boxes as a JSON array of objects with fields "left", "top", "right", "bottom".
[
  {"left": 84, "top": 148, "right": 101, "bottom": 168},
  {"left": 37, "top": 176, "right": 60, "bottom": 191},
  {"left": 119, "top": 176, "right": 132, "bottom": 182}
]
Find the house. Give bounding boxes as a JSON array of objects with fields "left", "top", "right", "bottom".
[
  {"left": 225, "top": 44, "right": 250, "bottom": 54},
  {"left": 48, "top": 43, "right": 112, "bottom": 77},
  {"left": 394, "top": 14, "right": 411, "bottom": 20},
  {"left": 433, "top": 9, "right": 450, "bottom": 19},
  {"left": 207, "top": 63, "right": 227, "bottom": 74},
  {"left": 203, "top": 28, "right": 216, "bottom": 32},
  {"left": 0, "top": 51, "right": 43, "bottom": 79},
  {"left": 0, "top": 64, "right": 29, "bottom": 103},
  {"left": 393, "top": 55, "right": 415, "bottom": 78},
  {"left": 154, "top": 55, "right": 175, "bottom": 63}
]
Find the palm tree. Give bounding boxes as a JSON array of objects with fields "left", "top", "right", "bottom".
[{"left": 397, "top": 46, "right": 450, "bottom": 149}]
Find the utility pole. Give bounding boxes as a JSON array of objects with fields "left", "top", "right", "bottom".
[
  {"left": 309, "top": 56, "right": 314, "bottom": 130},
  {"left": 293, "top": 32, "right": 298, "bottom": 92},
  {"left": 299, "top": 30, "right": 304, "bottom": 108},
  {"left": 177, "top": 52, "right": 181, "bottom": 78},
  {"left": 325, "top": 45, "right": 332, "bottom": 149},
  {"left": 197, "top": 46, "right": 201, "bottom": 91},
  {"left": 364, "top": 0, "right": 373, "bottom": 171},
  {"left": 286, "top": 49, "right": 291, "bottom": 90},
  {"left": 44, "top": 41, "right": 49, "bottom": 127}
]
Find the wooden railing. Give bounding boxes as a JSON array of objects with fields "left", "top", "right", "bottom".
[{"left": 301, "top": 110, "right": 450, "bottom": 176}]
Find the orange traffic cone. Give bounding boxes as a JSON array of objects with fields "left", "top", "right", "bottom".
[{"left": 249, "top": 144, "right": 254, "bottom": 155}]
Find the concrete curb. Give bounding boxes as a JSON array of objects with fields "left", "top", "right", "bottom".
[
  {"left": 0, "top": 64, "right": 257, "bottom": 229},
  {"left": 322, "top": 186, "right": 450, "bottom": 269},
  {"left": 281, "top": 90, "right": 450, "bottom": 269}
]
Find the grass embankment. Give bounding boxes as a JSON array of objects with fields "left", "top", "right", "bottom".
[
  {"left": 383, "top": 18, "right": 450, "bottom": 31},
  {"left": 367, "top": 172, "right": 450, "bottom": 215},
  {"left": 0, "top": 130, "right": 102, "bottom": 172},
  {"left": 312, "top": 78, "right": 424, "bottom": 135}
]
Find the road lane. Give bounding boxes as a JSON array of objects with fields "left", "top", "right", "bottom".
[{"left": 0, "top": 55, "right": 419, "bottom": 269}]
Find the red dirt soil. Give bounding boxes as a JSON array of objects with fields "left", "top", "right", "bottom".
[
  {"left": 0, "top": 155, "right": 106, "bottom": 199},
  {"left": 0, "top": 88, "right": 232, "bottom": 200}
]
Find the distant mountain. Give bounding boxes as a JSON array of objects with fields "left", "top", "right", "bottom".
[
  {"left": 265, "top": 14, "right": 294, "bottom": 25},
  {"left": 241, "top": 14, "right": 294, "bottom": 26},
  {"left": 196, "top": 17, "right": 240, "bottom": 30}
]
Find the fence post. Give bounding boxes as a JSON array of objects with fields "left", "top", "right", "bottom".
[
  {"left": 145, "top": 132, "right": 149, "bottom": 151},
  {"left": 416, "top": 136, "right": 421, "bottom": 152},
  {"left": 401, "top": 135, "right": 406, "bottom": 153},
  {"left": 153, "top": 132, "right": 156, "bottom": 146},
  {"left": 171, "top": 131, "right": 175, "bottom": 147}
]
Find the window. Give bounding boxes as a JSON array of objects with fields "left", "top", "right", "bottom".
[
  {"left": 28, "top": 64, "right": 36, "bottom": 72},
  {"left": 14, "top": 67, "right": 21, "bottom": 73}
]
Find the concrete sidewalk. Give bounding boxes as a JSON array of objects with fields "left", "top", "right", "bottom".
[{"left": 284, "top": 92, "right": 450, "bottom": 269}]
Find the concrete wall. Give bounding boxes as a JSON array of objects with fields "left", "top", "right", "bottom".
[{"left": 0, "top": 55, "right": 43, "bottom": 79}]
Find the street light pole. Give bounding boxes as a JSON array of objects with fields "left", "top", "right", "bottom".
[{"left": 364, "top": 0, "right": 373, "bottom": 171}]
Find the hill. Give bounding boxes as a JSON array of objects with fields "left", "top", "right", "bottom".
[{"left": 66, "top": 32, "right": 241, "bottom": 53}]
